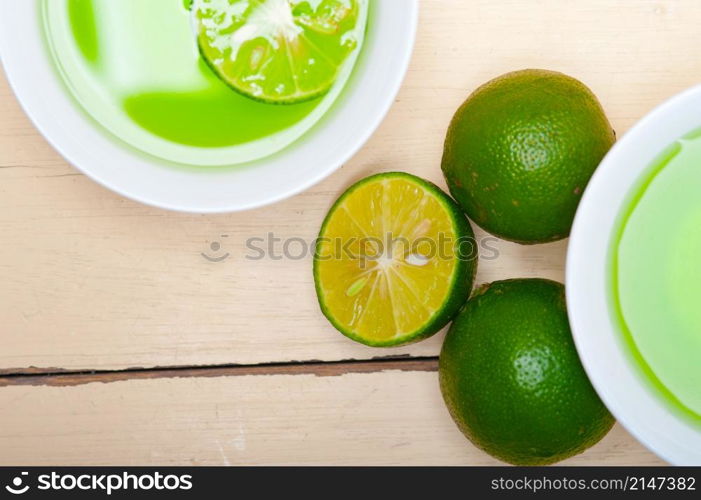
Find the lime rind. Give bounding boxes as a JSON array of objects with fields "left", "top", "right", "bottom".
[
  {"left": 314, "top": 172, "right": 477, "bottom": 347},
  {"left": 193, "top": 0, "right": 368, "bottom": 104}
]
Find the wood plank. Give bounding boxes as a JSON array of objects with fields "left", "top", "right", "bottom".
[
  {"left": 2, "top": 0, "right": 701, "bottom": 370},
  {"left": 0, "top": 368, "right": 664, "bottom": 465}
]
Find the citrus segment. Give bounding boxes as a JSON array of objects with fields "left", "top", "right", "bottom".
[
  {"left": 314, "top": 172, "right": 477, "bottom": 346},
  {"left": 193, "top": 0, "right": 367, "bottom": 103}
]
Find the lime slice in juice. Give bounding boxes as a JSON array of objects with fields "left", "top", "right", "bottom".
[
  {"left": 192, "top": 0, "right": 368, "bottom": 104},
  {"left": 314, "top": 172, "right": 478, "bottom": 347}
]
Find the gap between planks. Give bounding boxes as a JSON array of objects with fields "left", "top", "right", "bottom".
[{"left": 0, "top": 356, "right": 439, "bottom": 388}]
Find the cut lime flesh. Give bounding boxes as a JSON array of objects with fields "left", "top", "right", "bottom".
[
  {"left": 193, "top": 0, "right": 367, "bottom": 104},
  {"left": 314, "top": 172, "right": 477, "bottom": 347}
]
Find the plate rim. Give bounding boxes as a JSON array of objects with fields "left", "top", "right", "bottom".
[
  {"left": 567, "top": 83, "right": 701, "bottom": 466},
  {"left": 0, "top": 0, "right": 419, "bottom": 213}
]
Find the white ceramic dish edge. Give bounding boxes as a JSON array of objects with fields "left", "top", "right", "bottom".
[
  {"left": 0, "top": 0, "right": 419, "bottom": 213},
  {"left": 567, "top": 84, "right": 701, "bottom": 465}
]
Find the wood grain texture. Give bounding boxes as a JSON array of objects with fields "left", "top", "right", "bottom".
[
  {"left": 0, "top": 369, "right": 664, "bottom": 466},
  {"left": 3, "top": 0, "right": 700, "bottom": 371},
  {"left": 1, "top": 1, "right": 692, "bottom": 465}
]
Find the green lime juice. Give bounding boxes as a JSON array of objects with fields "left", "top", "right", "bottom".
[
  {"left": 42, "top": 0, "right": 368, "bottom": 166},
  {"left": 610, "top": 129, "right": 701, "bottom": 426}
]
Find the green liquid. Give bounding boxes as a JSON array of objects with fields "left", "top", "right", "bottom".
[
  {"left": 610, "top": 129, "right": 701, "bottom": 426},
  {"left": 122, "top": 68, "right": 316, "bottom": 149},
  {"left": 43, "top": 0, "right": 367, "bottom": 165}
]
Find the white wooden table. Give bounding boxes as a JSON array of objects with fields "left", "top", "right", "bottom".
[{"left": 2, "top": 0, "right": 695, "bottom": 465}]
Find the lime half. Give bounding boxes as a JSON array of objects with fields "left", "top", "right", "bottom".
[
  {"left": 193, "top": 0, "right": 368, "bottom": 104},
  {"left": 314, "top": 172, "right": 477, "bottom": 347}
]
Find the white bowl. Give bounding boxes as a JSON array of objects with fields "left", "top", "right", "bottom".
[
  {"left": 0, "top": 0, "right": 418, "bottom": 213},
  {"left": 567, "top": 85, "right": 701, "bottom": 465}
]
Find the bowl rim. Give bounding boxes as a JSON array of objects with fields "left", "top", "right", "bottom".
[
  {"left": 567, "top": 84, "right": 701, "bottom": 465},
  {"left": 0, "top": 0, "right": 419, "bottom": 213}
]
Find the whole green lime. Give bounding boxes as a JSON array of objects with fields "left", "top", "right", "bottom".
[
  {"left": 441, "top": 69, "right": 615, "bottom": 244},
  {"left": 439, "top": 279, "right": 614, "bottom": 465}
]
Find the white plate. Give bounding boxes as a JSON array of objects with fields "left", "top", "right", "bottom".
[
  {"left": 567, "top": 85, "right": 701, "bottom": 465},
  {"left": 0, "top": 0, "right": 418, "bottom": 213}
]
